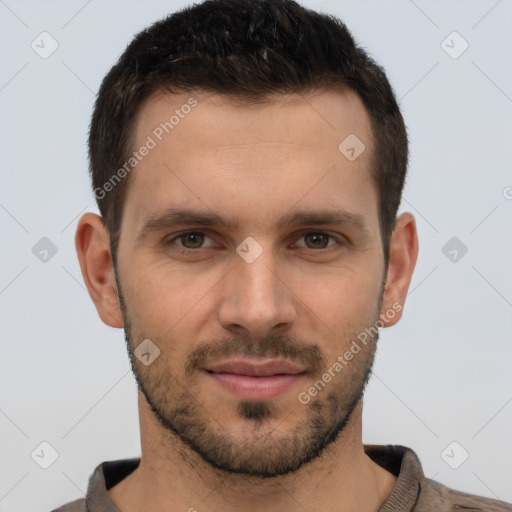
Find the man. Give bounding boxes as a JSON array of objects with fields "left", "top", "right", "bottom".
[{"left": 55, "top": 0, "right": 511, "bottom": 510}]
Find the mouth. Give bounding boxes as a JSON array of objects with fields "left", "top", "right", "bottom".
[{"left": 204, "top": 358, "right": 307, "bottom": 401}]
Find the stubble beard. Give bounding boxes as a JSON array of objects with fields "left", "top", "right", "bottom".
[{"left": 115, "top": 269, "right": 381, "bottom": 478}]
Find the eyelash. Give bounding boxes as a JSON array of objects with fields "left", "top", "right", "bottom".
[{"left": 164, "top": 231, "right": 342, "bottom": 253}]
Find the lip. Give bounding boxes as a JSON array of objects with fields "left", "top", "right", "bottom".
[
  {"left": 205, "top": 358, "right": 306, "bottom": 377},
  {"left": 204, "top": 358, "right": 307, "bottom": 401}
]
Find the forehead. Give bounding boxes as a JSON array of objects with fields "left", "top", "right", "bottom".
[
  {"left": 123, "top": 89, "right": 377, "bottom": 235},
  {"left": 133, "top": 88, "right": 372, "bottom": 151}
]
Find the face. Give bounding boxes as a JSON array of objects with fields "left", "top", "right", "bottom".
[{"left": 114, "top": 90, "right": 387, "bottom": 477}]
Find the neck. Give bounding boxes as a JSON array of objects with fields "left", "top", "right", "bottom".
[{"left": 109, "top": 393, "right": 397, "bottom": 512}]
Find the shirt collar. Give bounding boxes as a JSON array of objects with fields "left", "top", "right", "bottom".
[{"left": 85, "top": 444, "right": 423, "bottom": 511}]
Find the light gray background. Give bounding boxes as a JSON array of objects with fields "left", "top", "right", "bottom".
[{"left": 1, "top": 1, "right": 511, "bottom": 510}]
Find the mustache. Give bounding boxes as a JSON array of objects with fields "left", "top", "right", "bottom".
[{"left": 184, "top": 332, "right": 325, "bottom": 376}]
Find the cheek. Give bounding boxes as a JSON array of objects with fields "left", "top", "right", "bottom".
[
  {"left": 121, "top": 266, "right": 208, "bottom": 373},
  {"left": 294, "top": 268, "right": 381, "bottom": 333},
  {"left": 122, "top": 250, "right": 383, "bottom": 346},
  {"left": 124, "top": 260, "right": 220, "bottom": 333}
]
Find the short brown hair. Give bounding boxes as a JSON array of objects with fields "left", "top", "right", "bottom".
[{"left": 88, "top": 0, "right": 408, "bottom": 267}]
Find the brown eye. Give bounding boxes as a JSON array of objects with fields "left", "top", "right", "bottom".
[
  {"left": 304, "top": 233, "right": 328, "bottom": 248},
  {"left": 164, "top": 231, "right": 218, "bottom": 254},
  {"left": 178, "top": 232, "right": 205, "bottom": 249},
  {"left": 302, "top": 233, "right": 334, "bottom": 249}
]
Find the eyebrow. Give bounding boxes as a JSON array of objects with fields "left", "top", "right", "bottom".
[{"left": 136, "top": 207, "right": 370, "bottom": 241}]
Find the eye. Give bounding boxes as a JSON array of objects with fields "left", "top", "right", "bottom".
[
  {"left": 294, "top": 232, "right": 338, "bottom": 250},
  {"left": 164, "top": 230, "right": 341, "bottom": 253},
  {"left": 166, "top": 231, "right": 216, "bottom": 250}
]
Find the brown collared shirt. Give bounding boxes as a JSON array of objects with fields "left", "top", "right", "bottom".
[{"left": 52, "top": 444, "right": 512, "bottom": 511}]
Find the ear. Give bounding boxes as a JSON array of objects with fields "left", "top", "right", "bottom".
[
  {"left": 75, "top": 212, "right": 124, "bottom": 328},
  {"left": 380, "top": 212, "right": 418, "bottom": 327}
]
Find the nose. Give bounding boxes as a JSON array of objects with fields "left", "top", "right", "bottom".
[{"left": 217, "top": 249, "right": 297, "bottom": 339}]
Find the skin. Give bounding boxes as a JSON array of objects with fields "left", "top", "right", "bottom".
[{"left": 75, "top": 89, "right": 418, "bottom": 512}]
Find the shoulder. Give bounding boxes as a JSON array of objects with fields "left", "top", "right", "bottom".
[
  {"left": 50, "top": 457, "right": 139, "bottom": 512},
  {"left": 417, "top": 477, "right": 512, "bottom": 511},
  {"left": 366, "top": 444, "right": 511, "bottom": 512},
  {"left": 51, "top": 497, "right": 86, "bottom": 512}
]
